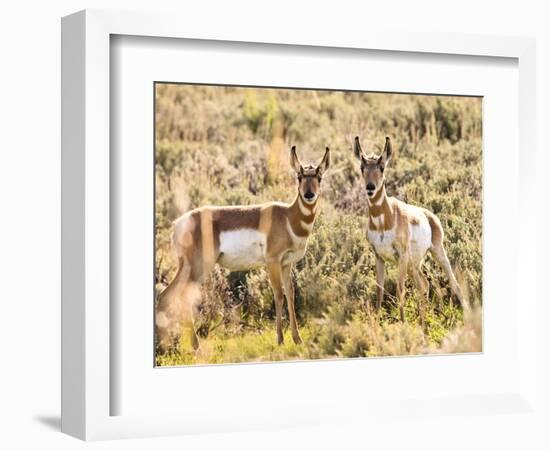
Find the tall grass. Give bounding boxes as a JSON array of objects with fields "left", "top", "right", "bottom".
[{"left": 155, "top": 84, "right": 483, "bottom": 366}]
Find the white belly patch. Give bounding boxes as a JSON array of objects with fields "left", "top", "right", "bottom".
[
  {"left": 218, "top": 228, "right": 267, "bottom": 271},
  {"left": 367, "top": 228, "right": 398, "bottom": 262}
]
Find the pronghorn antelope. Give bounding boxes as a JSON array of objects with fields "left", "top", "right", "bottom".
[
  {"left": 156, "top": 146, "right": 330, "bottom": 353},
  {"left": 353, "top": 136, "right": 469, "bottom": 325}
]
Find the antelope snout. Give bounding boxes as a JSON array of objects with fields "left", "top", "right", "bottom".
[
  {"left": 304, "top": 191, "right": 316, "bottom": 202},
  {"left": 366, "top": 183, "right": 375, "bottom": 196}
]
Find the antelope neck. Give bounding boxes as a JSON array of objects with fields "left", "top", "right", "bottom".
[
  {"left": 367, "top": 185, "right": 394, "bottom": 231},
  {"left": 288, "top": 193, "right": 318, "bottom": 237}
]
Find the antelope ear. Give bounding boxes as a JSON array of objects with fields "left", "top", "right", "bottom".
[
  {"left": 317, "top": 147, "right": 331, "bottom": 176},
  {"left": 379, "top": 136, "right": 393, "bottom": 166},
  {"left": 290, "top": 146, "right": 303, "bottom": 174},
  {"left": 353, "top": 136, "right": 365, "bottom": 161}
]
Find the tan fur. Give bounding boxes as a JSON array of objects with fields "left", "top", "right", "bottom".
[
  {"left": 425, "top": 210, "right": 443, "bottom": 246},
  {"left": 156, "top": 147, "right": 330, "bottom": 353},
  {"left": 353, "top": 136, "right": 469, "bottom": 326}
]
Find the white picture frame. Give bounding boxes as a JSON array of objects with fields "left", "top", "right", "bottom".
[{"left": 61, "top": 9, "right": 537, "bottom": 441}]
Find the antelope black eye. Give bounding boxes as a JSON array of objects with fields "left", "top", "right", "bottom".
[
  {"left": 317, "top": 176, "right": 322, "bottom": 182},
  {"left": 361, "top": 166, "right": 365, "bottom": 172},
  {"left": 380, "top": 166, "right": 384, "bottom": 173},
  {"left": 297, "top": 175, "right": 302, "bottom": 181}
]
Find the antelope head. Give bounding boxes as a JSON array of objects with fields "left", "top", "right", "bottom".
[
  {"left": 290, "top": 146, "right": 331, "bottom": 204},
  {"left": 353, "top": 136, "right": 392, "bottom": 197}
]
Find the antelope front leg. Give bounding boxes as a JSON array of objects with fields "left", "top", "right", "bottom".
[
  {"left": 267, "top": 263, "right": 285, "bottom": 345},
  {"left": 282, "top": 264, "right": 302, "bottom": 344},
  {"left": 411, "top": 265, "right": 429, "bottom": 331},
  {"left": 397, "top": 256, "right": 409, "bottom": 322},
  {"left": 375, "top": 256, "right": 385, "bottom": 311}
]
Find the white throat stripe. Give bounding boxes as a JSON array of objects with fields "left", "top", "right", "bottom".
[
  {"left": 298, "top": 197, "right": 315, "bottom": 216},
  {"left": 368, "top": 186, "right": 385, "bottom": 207},
  {"left": 300, "top": 220, "right": 313, "bottom": 232}
]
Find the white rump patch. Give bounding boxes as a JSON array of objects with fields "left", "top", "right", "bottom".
[
  {"left": 402, "top": 204, "right": 432, "bottom": 263},
  {"left": 409, "top": 220, "right": 432, "bottom": 263},
  {"left": 172, "top": 212, "right": 196, "bottom": 257},
  {"left": 155, "top": 311, "right": 170, "bottom": 328},
  {"left": 218, "top": 228, "right": 267, "bottom": 271}
]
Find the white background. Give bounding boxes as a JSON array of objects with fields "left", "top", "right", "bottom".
[{"left": 0, "top": 1, "right": 548, "bottom": 449}]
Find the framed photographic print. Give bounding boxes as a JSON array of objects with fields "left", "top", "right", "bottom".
[{"left": 61, "top": 9, "right": 537, "bottom": 441}]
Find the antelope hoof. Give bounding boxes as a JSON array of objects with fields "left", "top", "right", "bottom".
[
  {"left": 191, "top": 333, "right": 200, "bottom": 351},
  {"left": 292, "top": 332, "right": 303, "bottom": 345}
]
